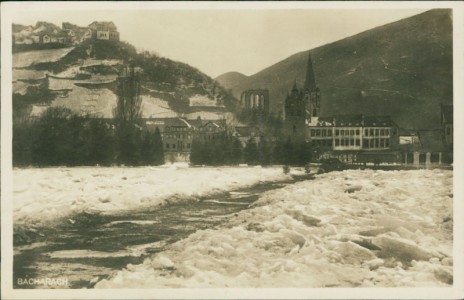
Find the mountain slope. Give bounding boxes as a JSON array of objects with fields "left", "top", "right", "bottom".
[
  {"left": 13, "top": 38, "right": 238, "bottom": 119},
  {"left": 215, "top": 71, "right": 247, "bottom": 90},
  {"left": 228, "top": 9, "right": 452, "bottom": 130}
]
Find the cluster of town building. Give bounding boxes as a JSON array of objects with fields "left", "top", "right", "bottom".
[
  {"left": 238, "top": 53, "right": 453, "bottom": 167},
  {"left": 19, "top": 19, "right": 452, "bottom": 167},
  {"left": 13, "top": 21, "right": 119, "bottom": 45}
]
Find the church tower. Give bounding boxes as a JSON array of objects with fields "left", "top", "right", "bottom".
[
  {"left": 283, "top": 52, "right": 320, "bottom": 141},
  {"left": 303, "top": 53, "right": 320, "bottom": 125},
  {"left": 284, "top": 80, "right": 306, "bottom": 141}
]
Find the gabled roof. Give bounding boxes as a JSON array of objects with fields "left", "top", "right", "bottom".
[
  {"left": 333, "top": 114, "right": 363, "bottom": 126},
  {"left": 199, "top": 121, "right": 222, "bottom": 129},
  {"left": 88, "top": 21, "right": 118, "bottom": 30},
  {"left": 417, "top": 130, "right": 446, "bottom": 152},
  {"left": 147, "top": 117, "right": 191, "bottom": 128}
]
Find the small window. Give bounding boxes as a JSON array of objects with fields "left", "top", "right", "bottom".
[
  {"left": 335, "top": 130, "right": 339, "bottom": 136},
  {"left": 370, "top": 129, "right": 374, "bottom": 136},
  {"left": 356, "top": 139, "right": 360, "bottom": 146},
  {"left": 350, "top": 130, "right": 354, "bottom": 136},
  {"left": 375, "top": 129, "right": 380, "bottom": 136},
  {"left": 370, "top": 139, "right": 374, "bottom": 148},
  {"left": 172, "top": 144, "right": 176, "bottom": 149},
  {"left": 380, "top": 139, "right": 384, "bottom": 147},
  {"left": 311, "top": 129, "right": 315, "bottom": 136},
  {"left": 386, "top": 139, "right": 390, "bottom": 147},
  {"left": 341, "top": 130, "right": 344, "bottom": 136},
  {"left": 316, "top": 129, "right": 321, "bottom": 136},
  {"left": 322, "top": 130, "right": 326, "bottom": 137},
  {"left": 351, "top": 139, "right": 354, "bottom": 146},
  {"left": 345, "top": 130, "right": 349, "bottom": 135},
  {"left": 386, "top": 129, "right": 390, "bottom": 136},
  {"left": 363, "top": 139, "right": 368, "bottom": 148},
  {"left": 341, "top": 139, "right": 345, "bottom": 146},
  {"left": 365, "top": 129, "right": 369, "bottom": 136},
  {"left": 356, "top": 130, "right": 360, "bottom": 135},
  {"left": 375, "top": 139, "right": 379, "bottom": 147},
  {"left": 335, "top": 139, "right": 340, "bottom": 146},
  {"left": 166, "top": 144, "right": 170, "bottom": 149},
  {"left": 380, "top": 129, "right": 385, "bottom": 136},
  {"left": 328, "top": 130, "right": 332, "bottom": 137}
]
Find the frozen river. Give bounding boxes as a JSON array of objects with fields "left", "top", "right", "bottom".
[
  {"left": 13, "top": 177, "right": 305, "bottom": 289},
  {"left": 12, "top": 167, "right": 453, "bottom": 288}
]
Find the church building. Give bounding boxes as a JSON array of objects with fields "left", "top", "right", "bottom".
[
  {"left": 283, "top": 53, "right": 320, "bottom": 142},
  {"left": 283, "top": 52, "right": 401, "bottom": 164}
]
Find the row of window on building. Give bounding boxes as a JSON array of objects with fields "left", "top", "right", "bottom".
[
  {"left": 311, "top": 138, "right": 391, "bottom": 148},
  {"left": 165, "top": 143, "right": 191, "bottom": 150},
  {"left": 310, "top": 128, "right": 391, "bottom": 137},
  {"left": 163, "top": 133, "right": 192, "bottom": 139}
]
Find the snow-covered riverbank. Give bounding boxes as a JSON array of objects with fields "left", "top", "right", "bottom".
[
  {"left": 96, "top": 169, "right": 453, "bottom": 288},
  {"left": 14, "top": 165, "right": 297, "bottom": 225}
]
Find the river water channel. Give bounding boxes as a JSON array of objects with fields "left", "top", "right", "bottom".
[{"left": 13, "top": 176, "right": 312, "bottom": 289}]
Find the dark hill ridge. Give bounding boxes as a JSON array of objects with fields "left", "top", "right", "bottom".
[
  {"left": 23, "top": 38, "right": 238, "bottom": 115},
  {"left": 215, "top": 71, "right": 247, "bottom": 90},
  {"left": 227, "top": 9, "right": 452, "bottom": 130}
]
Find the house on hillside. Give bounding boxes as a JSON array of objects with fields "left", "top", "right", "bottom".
[
  {"left": 88, "top": 21, "right": 120, "bottom": 41},
  {"left": 62, "top": 22, "right": 92, "bottom": 44},
  {"left": 144, "top": 118, "right": 194, "bottom": 162},
  {"left": 196, "top": 121, "right": 226, "bottom": 141}
]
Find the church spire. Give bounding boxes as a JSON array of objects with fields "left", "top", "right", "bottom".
[
  {"left": 292, "top": 79, "right": 298, "bottom": 92},
  {"left": 304, "top": 52, "right": 316, "bottom": 91}
]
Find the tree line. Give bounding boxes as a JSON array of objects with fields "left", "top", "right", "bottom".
[
  {"left": 13, "top": 107, "right": 164, "bottom": 167},
  {"left": 189, "top": 133, "right": 312, "bottom": 166}
]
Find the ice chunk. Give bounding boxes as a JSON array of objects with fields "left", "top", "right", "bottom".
[
  {"left": 344, "top": 185, "right": 363, "bottom": 193},
  {"left": 372, "top": 234, "right": 439, "bottom": 262},
  {"left": 363, "top": 258, "right": 384, "bottom": 270},
  {"left": 285, "top": 209, "right": 321, "bottom": 226},
  {"left": 151, "top": 255, "right": 175, "bottom": 269},
  {"left": 333, "top": 241, "right": 376, "bottom": 265}
]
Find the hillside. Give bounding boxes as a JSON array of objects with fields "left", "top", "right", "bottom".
[
  {"left": 227, "top": 9, "right": 452, "bottom": 130},
  {"left": 215, "top": 71, "right": 247, "bottom": 90},
  {"left": 13, "top": 38, "right": 238, "bottom": 120}
]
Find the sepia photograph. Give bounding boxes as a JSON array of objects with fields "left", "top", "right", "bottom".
[{"left": 1, "top": 1, "right": 463, "bottom": 299}]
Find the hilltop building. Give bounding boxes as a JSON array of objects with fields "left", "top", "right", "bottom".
[
  {"left": 13, "top": 21, "right": 120, "bottom": 46},
  {"left": 88, "top": 21, "right": 120, "bottom": 41},
  {"left": 240, "top": 89, "right": 269, "bottom": 114}
]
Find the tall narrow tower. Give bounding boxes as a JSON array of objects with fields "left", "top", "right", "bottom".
[
  {"left": 284, "top": 80, "right": 306, "bottom": 141},
  {"left": 303, "top": 52, "right": 320, "bottom": 125}
]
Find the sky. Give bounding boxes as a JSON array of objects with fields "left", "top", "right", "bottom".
[{"left": 11, "top": 7, "right": 427, "bottom": 78}]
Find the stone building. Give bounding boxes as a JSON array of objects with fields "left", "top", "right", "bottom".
[
  {"left": 240, "top": 89, "right": 269, "bottom": 114},
  {"left": 88, "top": 21, "right": 120, "bottom": 41},
  {"left": 145, "top": 117, "right": 195, "bottom": 162}
]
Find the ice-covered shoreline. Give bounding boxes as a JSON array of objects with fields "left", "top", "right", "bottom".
[
  {"left": 13, "top": 164, "right": 297, "bottom": 225},
  {"left": 95, "top": 169, "right": 453, "bottom": 288}
]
